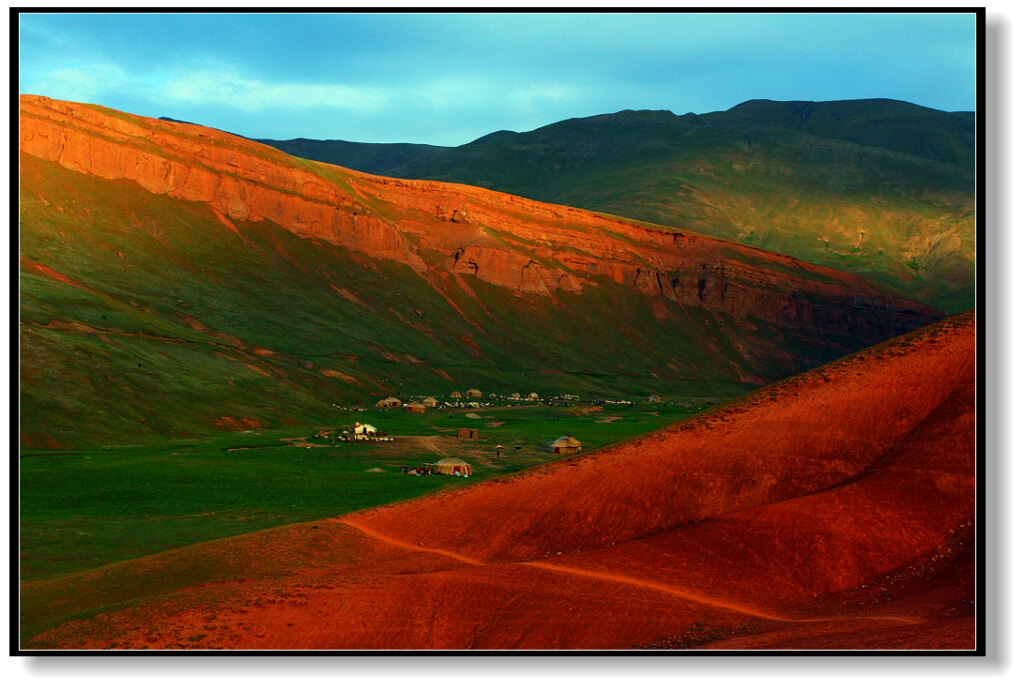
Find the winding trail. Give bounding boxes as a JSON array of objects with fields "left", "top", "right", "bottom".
[
  {"left": 340, "top": 519, "right": 485, "bottom": 567},
  {"left": 340, "top": 521, "right": 921, "bottom": 627}
]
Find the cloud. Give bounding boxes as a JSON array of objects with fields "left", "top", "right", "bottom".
[
  {"left": 399, "top": 74, "right": 581, "bottom": 116},
  {"left": 23, "top": 62, "right": 130, "bottom": 104},
  {"left": 23, "top": 58, "right": 582, "bottom": 122},
  {"left": 507, "top": 84, "right": 578, "bottom": 113},
  {"left": 157, "top": 68, "right": 392, "bottom": 113}
]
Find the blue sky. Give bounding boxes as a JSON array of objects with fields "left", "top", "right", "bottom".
[{"left": 18, "top": 12, "right": 977, "bottom": 146}]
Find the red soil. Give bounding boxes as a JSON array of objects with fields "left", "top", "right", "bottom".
[
  {"left": 212, "top": 416, "right": 265, "bottom": 431},
  {"left": 21, "top": 312, "right": 976, "bottom": 650},
  {"left": 21, "top": 258, "right": 100, "bottom": 294},
  {"left": 19, "top": 95, "right": 940, "bottom": 342}
]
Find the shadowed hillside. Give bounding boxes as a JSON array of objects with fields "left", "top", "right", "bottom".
[
  {"left": 20, "top": 312, "right": 975, "bottom": 650},
  {"left": 263, "top": 98, "right": 975, "bottom": 312},
  {"left": 20, "top": 95, "right": 942, "bottom": 446}
]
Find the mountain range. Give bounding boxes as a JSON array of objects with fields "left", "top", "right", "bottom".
[
  {"left": 261, "top": 98, "right": 975, "bottom": 313},
  {"left": 20, "top": 95, "right": 943, "bottom": 446}
]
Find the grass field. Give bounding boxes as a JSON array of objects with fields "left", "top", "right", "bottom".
[{"left": 20, "top": 401, "right": 704, "bottom": 583}]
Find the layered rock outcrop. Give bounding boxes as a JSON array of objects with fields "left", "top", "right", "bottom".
[{"left": 20, "top": 95, "right": 943, "bottom": 341}]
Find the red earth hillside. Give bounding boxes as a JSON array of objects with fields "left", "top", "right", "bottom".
[
  {"left": 20, "top": 94, "right": 940, "bottom": 341},
  {"left": 22, "top": 311, "right": 975, "bottom": 650}
]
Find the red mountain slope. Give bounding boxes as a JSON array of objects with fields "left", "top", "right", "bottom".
[
  {"left": 20, "top": 96, "right": 950, "bottom": 446},
  {"left": 21, "top": 312, "right": 975, "bottom": 650},
  {"left": 20, "top": 95, "right": 938, "bottom": 339}
]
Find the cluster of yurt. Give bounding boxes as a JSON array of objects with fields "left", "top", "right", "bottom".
[
  {"left": 375, "top": 389, "right": 548, "bottom": 407},
  {"left": 375, "top": 396, "right": 443, "bottom": 411}
]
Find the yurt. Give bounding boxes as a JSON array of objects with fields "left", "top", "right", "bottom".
[
  {"left": 509, "top": 392, "right": 521, "bottom": 399},
  {"left": 422, "top": 396, "right": 439, "bottom": 408},
  {"left": 647, "top": 394, "right": 663, "bottom": 403},
  {"left": 450, "top": 391, "right": 463, "bottom": 398},
  {"left": 353, "top": 422, "right": 378, "bottom": 436},
  {"left": 431, "top": 457, "right": 472, "bottom": 476},
  {"left": 549, "top": 435, "right": 583, "bottom": 455},
  {"left": 466, "top": 388, "right": 483, "bottom": 398},
  {"left": 383, "top": 396, "right": 402, "bottom": 408},
  {"left": 406, "top": 401, "right": 426, "bottom": 413},
  {"left": 527, "top": 392, "right": 539, "bottom": 400},
  {"left": 374, "top": 399, "right": 389, "bottom": 408}
]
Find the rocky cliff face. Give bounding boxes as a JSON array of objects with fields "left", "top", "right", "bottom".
[{"left": 20, "top": 95, "right": 941, "bottom": 343}]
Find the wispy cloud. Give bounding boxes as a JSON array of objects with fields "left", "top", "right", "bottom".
[
  {"left": 24, "top": 59, "right": 586, "bottom": 122},
  {"left": 507, "top": 84, "right": 578, "bottom": 113},
  {"left": 157, "top": 68, "right": 392, "bottom": 112},
  {"left": 23, "top": 62, "right": 130, "bottom": 104}
]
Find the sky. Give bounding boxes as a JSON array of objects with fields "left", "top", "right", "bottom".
[{"left": 18, "top": 11, "right": 978, "bottom": 147}]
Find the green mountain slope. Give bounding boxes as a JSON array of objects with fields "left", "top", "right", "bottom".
[
  {"left": 20, "top": 96, "right": 944, "bottom": 447},
  {"left": 262, "top": 99, "right": 975, "bottom": 312}
]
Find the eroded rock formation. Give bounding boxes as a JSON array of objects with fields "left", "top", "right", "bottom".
[{"left": 20, "top": 95, "right": 942, "bottom": 341}]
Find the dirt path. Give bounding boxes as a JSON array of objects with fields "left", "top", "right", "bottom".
[
  {"left": 340, "top": 520, "right": 919, "bottom": 627},
  {"left": 400, "top": 435, "right": 447, "bottom": 454},
  {"left": 523, "top": 561, "right": 921, "bottom": 626},
  {"left": 340, "top": 519, "right": 484, "bottom": 566}
]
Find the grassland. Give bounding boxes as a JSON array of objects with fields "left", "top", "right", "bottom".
[{"left": 20, "top": 401, "right": 701, "bottom": 582}]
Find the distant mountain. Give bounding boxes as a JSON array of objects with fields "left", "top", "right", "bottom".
[
  {"left": 465, "top": 129, "right": 517, "bottom": 146},
  {"left": 700, "top": 98, "right": 975, "bottom": 169},
  {"left": 20, "top": 95, "right": 941, "bottom": 446},
  {"left": 258, "top": 138, "right": 446, "bottom": 176},
  {"left": 260, "top": 99, "right": 975, "bottom": 312}
]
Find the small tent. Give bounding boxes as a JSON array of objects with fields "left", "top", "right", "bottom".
[
  {"left": 466, "top": 388, "right": 483, "bottom": 398},
  {"left": 550, "top": 435, "right": 583, "bottom": 455},
  {"left": 354, "top": 422, "right": 378, "bottom": 436},
  {"left": 431, "top": 457, "right": 472, "bottom": 476}
]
